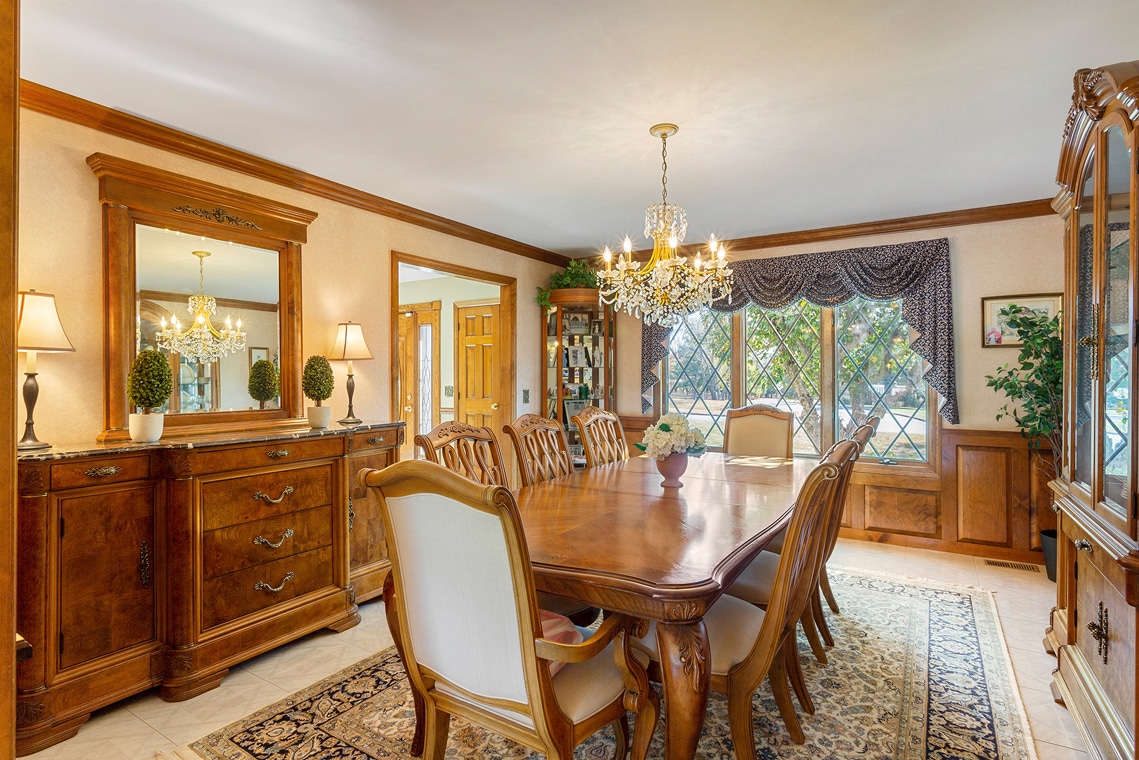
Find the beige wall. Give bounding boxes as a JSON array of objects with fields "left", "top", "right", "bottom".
[
  {"left": 17, "top": 109, "right": 558, "bottom": 445},
  {"left": 616, "top": 215, "right": 1065, "bottom": 431}
]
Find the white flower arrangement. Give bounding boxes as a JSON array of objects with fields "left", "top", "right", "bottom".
[{"left": 636, "top": 413, "right": 707, "bottom": 460}]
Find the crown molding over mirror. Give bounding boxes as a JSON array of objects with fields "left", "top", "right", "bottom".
[
  {"left": 22, "top": 80, "right": 568, "bottom": 267},
  {"left": 88, "top": 153, "right": 316, "bottom": 441}
]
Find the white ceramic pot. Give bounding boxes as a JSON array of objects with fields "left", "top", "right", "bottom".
[
  {"left": 128, "top": 412, "right": 164, "bottom": 443},
  {"left": 307, "top": 406, "right": 332, "bottom": 429}
]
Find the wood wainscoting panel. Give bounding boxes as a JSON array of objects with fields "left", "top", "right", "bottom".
[
  {"left": 955, "top": 447, "right": 1011, "bottom": 546},
  {"left": 863, "top": 486, "right": 940, "bottom": 537}
]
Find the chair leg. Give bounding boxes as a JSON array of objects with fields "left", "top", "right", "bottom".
[
  {"left": 725, "top": 679, "right": 760, "bottom": 760},
  {"left": 783, "top": 639, "right": 814, "bottom": 715},
  {"left": 422, "top": 703, "right": 451, "bottom": 760},
  {"left": 630, "top": 687, "right": 660, "bottom": 760},
  {"left": 800, "top": 608, "right": 827, "bottom": 665},
  {"left": 612, "top": 714, "right": 629, "bottom": 760},
  {"left": 768, "top": 646, "right": 806, "bottom": 744},
  {"left": 820, "top": 565, "right": 840, "bottom": 613},
  {"left": 812, "top": 587, "right": 834, "bottom": 648}
]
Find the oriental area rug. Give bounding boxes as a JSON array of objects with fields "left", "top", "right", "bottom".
[{"left": 163, "top": 569, "right": 1037, "bottom": 760}]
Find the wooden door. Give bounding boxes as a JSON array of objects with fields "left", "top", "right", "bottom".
[
  {"left": 456, "top": 302, "right": 501, "bottom": 430},
  {"left": 57, "top": 484, "right": 157, "bottom": 670},
  {"left": 397, "top": 302, "right": 441, "bottom": 460}
]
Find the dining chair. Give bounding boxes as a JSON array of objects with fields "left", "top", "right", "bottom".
[
  {"left": 634, "top": 440, "right": 859, "bottom": 753},
  {"left": 504, "top": 413, "right": 574, "bottom": 487},
  {"left": 722, "top": 404, "right": 795, "bottom": 458},
  {"left": 360, "top": 460, "right": 659, "bottom": 760},
  {"left": 503, "top": 413, "right": 602, "bottom": 626},
  {"left": 572, "top": 406, "right": 629, "bottom": 467},
  {"left": 415, "top": 421, "right": 507, "bottom": 487}
]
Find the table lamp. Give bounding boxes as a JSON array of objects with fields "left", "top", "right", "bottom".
[
  {"left": 17, "top": 290, "right": 75, "bottom": 450},
  {"left": 327, "top": 321, "right": 372, "bottom": 425}
]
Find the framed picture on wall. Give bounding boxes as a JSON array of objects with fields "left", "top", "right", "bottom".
[
  {"left": 981, "top": 293, "right": 1061, "bottom": 348},
  {"left": 249, "top": 346, "right": 269, "bottom": 371}
]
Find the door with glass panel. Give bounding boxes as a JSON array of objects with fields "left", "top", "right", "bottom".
[{"left": 397, "top": 301, "right": 441, "bottom": 460}]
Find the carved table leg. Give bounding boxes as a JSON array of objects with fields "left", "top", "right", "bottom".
[
  {"left": 384, "top": 572, "right": 425, "bottom": 757},
  {"left": 655, "top": 619, "right": 710, "bottom": 760}
]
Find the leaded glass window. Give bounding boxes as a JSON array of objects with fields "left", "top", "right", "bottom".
[{"left": 664, "top": 309, "right": 732, "bottom": 447}]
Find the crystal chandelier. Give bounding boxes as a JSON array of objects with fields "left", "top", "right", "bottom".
[
  {"left": 156, "top": 250, "right": 247, "bottom": 363},
  {"left": 597, "top": 123, "right": 733, "bottom": 325}
]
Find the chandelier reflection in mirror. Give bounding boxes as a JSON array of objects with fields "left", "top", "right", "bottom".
[
  {"left": 597, "top": 123, "right": 733, "bottom": 326},
  {"left": 156, "top": 250, "right": 247, "bottom": 363}
]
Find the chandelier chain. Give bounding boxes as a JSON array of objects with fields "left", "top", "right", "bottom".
[{"left": 661, "top": 133, "right": 668, "bottom": 206}]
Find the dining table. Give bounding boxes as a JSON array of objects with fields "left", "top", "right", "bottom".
[
  {"left": 383, "top": 451, "right": 816, "bottom": 760},
  {"left": 515, "top": 452, "right": 815, "bottom": 760}
]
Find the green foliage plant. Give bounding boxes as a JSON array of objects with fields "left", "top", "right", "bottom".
[
  {"left": 248, "top": 359, "right": 280, "bottom": 409},
  {"left": 984, "top": 305, "right": 1063, "bottom": 479},
  {"left": 536, "top": 258, "right": 598, "bottom": 309},
  {"left": 127, "top": 349, "right": 174, "bottom": 413},
  {"left": 301, "top": 355, "right": 334, "bottom": 406}
]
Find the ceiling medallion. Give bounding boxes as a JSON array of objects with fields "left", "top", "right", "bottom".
[{"left": 597, "top": 123, "right": 733, "bottom": 326}]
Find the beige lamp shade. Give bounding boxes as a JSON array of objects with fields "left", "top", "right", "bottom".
[
  {"left": 327, "top": 322, "right": 372, "bottom": 361},
  {"left": 17, "top": 290, "right": 75, "bottom": 353}
]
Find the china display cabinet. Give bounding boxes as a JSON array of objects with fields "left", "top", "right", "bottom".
[
  {"left": 1049, "top": 60, "right": 1139, "bottom": 760},
  {"left": 542, "top": 289, "right": 616, "bottom": 453}
]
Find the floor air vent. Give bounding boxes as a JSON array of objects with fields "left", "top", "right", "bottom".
[{"left": 983, "top": 559, "right": 1041, "bottom": 572}]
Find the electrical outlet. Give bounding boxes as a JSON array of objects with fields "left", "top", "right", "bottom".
[{"left": 523, "top": 389, "right": 530, "bottom": 403}]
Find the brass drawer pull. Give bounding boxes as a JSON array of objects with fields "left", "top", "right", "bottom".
[
  {"left": 252, "top": 528, "right": 294, "bottom": 550},
  {"left": 1074, "top": 539, "right": 1093, "bottom": 552},
  {"left": 266, "top": 449, "right": 291, "bottom": 459},
  {"left": 253, "top": 486, "right": 294, "bottom": 504},
  {"left": 1087, "top": 602, "right": 1109, "bottom": 664},
  {"left": 367, "top": 436, "right": 386, "bottom": 445},
  {"left": 253, "top": 572, "right": 295, "bottom": 593},
  {"left": 85, "top": 466, "right": 122, "bottom": 478}
]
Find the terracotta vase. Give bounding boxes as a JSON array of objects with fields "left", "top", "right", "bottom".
[{"left": 656, "top": 451, "right": 689, "bottom": 488}]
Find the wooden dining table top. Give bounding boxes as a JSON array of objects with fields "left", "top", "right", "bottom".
[{"left": 515, "top": 452, "right": 815, "bottom": 621}]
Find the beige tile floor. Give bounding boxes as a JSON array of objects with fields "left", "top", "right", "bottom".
[{"left": 26, "top": 539, "right": 1088, "bottom": 759}]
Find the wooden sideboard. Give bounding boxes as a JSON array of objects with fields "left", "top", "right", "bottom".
[{"left": 15, "top": 422, "right": 402, "bottom": 755}]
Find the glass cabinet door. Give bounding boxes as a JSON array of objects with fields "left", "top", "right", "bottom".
[
  {"left": 1073, "top": 154, "right": 1096, "bottom": 491},
  {"left": 1099, "top": 125, "right": 1134, "bottom": 516}
]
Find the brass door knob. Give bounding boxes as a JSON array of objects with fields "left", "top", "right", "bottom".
[
  {"left": 491, "top": 403, "right": 499, "bottom": 410},
  {"left": 404, "top": 405, "right": 413, "bottom": 412}
]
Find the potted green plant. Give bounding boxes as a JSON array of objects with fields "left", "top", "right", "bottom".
[
  {"left": 536, "top": 258, "right": 598, "bottom": 309},
  {"left": 248, "top": 359, "right": 280, "bottom": 410},
  {"left": 302, "top": 354, "right": 335, "bottom": 428},
  {"left": 127, "top": 349, "right": 173, "bottom": 442},
  {"left": 984, "top": 303, "right": 1062, "bottom": 578}
]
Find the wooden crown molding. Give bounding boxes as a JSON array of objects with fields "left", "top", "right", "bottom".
[{"left": 21, "top": 80, "right": 569, "bottom": 267}]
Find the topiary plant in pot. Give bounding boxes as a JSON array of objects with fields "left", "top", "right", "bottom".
[
  {"left": 984, "top": 303, "right": 1062, "bottom": 577},
  {"left": 248, "top": 359, "right": 280, "bottom": 410},
  {"left": 127, "top": 349, "right": 173, "bottom": 442},
  {"left": 302, "top": 354, "right": 335, "bottom": 428},
  {"left": 536, "top": 258, "right": 598, "bottom": 309}
]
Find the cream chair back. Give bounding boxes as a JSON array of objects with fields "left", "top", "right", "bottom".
[
  {"left": 415, "top": 421, "right": 507, "bottom": 487},
  {"left": 504, "top": 414, "right": 574, "bottom": 487},
  {"left": 723, "top": 404, "right": 795, "bottom": 457},
  {"left": 572, "top": 406, "right": 629, "bottom": 467}
]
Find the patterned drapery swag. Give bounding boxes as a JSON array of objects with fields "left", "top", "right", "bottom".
[{"left": 641, "top": 237, "right": 959, "bottom": 424}]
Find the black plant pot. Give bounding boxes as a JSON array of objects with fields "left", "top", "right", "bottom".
[{"left": 1040, "top": 529, "right": 1058, "bottom": 583}]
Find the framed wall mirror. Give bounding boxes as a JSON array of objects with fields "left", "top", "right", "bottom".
[{"left": 88, "top": 153, "right": 317, "bottom": 441}]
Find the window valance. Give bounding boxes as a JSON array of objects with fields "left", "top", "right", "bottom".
[{"left": 641, "top": 237, "right": 959, "bottom": 424}]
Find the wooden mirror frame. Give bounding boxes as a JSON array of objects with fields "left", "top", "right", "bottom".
[{"left": 88, "top": 153, "right": 317, "bottom": 441}]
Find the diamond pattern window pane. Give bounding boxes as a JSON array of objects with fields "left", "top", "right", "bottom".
[
  {"left": 836, "top": 297, "right": 928, "bottom": 461},
  {"left": 664, "top": 310, "right": 732, "bottom": 447},
  {"left": 743, "top": 301, "right": 822, "bottom": 456}
]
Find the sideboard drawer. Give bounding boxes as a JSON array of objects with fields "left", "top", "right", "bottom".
[
  {"left": 51, "top": 455, "right": 150, "bottom": 490},
  {"left": 201, "top": 546, "right": 333, "bottom": 630},
  {"left": 193, "top": 437, "right": 343, "bottom": 474},
  {"left": 201, "top": 463, "right": 333, "bottom": 531},
  {"left": 349, "top": 428, "right": 402, "bottom": 452},
  {"left": 202, "top": 505, "right": 333, "bottom": 579}
]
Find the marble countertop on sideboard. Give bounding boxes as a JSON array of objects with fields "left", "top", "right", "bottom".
[{"left": 17, "top": 420, "right": 405, "bottom": 462}]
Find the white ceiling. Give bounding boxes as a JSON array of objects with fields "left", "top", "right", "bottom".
[{"left": 19, "top": 1, "right": 1139, "bottom": 258}]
